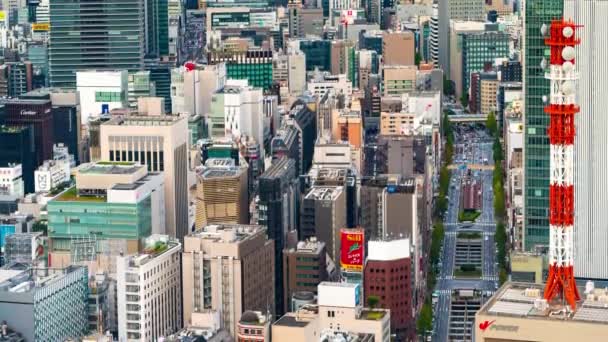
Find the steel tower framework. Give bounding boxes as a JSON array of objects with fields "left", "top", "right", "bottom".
[{"left": 543, "top": 19, "right": 582, "bottom": 311}]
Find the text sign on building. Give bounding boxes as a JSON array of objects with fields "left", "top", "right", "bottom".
[
  {"left": 340, "top": 229, "right": 364, "bottom": 272},
  {"left": 32, "top": 23, "right": 50, "bottom": 32}
]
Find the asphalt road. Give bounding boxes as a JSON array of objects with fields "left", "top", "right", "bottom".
[{"left": 433, "top": 129, "right": 498, "bottom": 342}]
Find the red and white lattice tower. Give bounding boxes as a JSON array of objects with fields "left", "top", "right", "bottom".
[{"left": 543, "top": 19, "right": 582, "bottom": 311}]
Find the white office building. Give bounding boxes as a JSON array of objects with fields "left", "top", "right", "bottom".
[
  {"left": 307, "top": 72, "right": 353, "bottom": 101},
  {"left": 566, "top": 0, "right": 608, "bottom": 280},
  {"left": 76, "top": 70, "right": 129, "bottom": 123},
  {"left": 117, "top": 235, "right": 182, "bottom": 341},
  {"left": 0, "top": 163, "right": 23, "bottom": 197},
  {"left": 34, "top": 159, "right": 70, "bottom": 193},
  {"left": 171, "top": 63, "right": 226, "bottom": 116}
]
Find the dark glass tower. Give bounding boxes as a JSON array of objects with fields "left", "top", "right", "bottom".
[
  {"left": 258, "top": 158, "right": 299, "bottom": 317},
  {"left": 0, "top": 126, "right": 36, "bottom": 193}
]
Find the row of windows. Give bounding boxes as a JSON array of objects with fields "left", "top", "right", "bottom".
[{"left": 95, "top": 91, "right": 124, "bottom": 102}]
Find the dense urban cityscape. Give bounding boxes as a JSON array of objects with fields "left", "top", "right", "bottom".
[{"left": 0, "top": 0, "right": 605, "bottom": 341}]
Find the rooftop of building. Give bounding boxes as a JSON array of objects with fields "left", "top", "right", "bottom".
[
  {"left": 479, "top": 282, "right": 608, "bottom": 324},
  {"left": 239, "top": 311, "right": 269, "bottom": 326},
  {"left": 0, "top": 265, "right": 85, "bottom": 294},
  {"left": 320, "top": 330, "right": 374, "bottom": 342},
  {"left": 189, "top": 224, "right": 264, "bottom": 244},
  {"left": 104, "top": 115, "right": 183, "bottom": 126},
  {"left": 125, "top": 235, "right": 180, "bottom": 267},
  {"left": 287, "top": 237, "right": 325, "bottom": 255},
  {"left": 260, "top": 157, "right": 295, "bottom": 180},
  {"left": 78, "top": 161, "right": 143, "bottom": 175},
  {"left": 305, "top": 186, "right": 344, "bottom": 201},
  {"left": 273, "top": 305, "right": 319, "bottom": 328},
  {"left": 4, "top": 98, "right": 50, "bottom": 105},
  {"left": 361, "top": 174, "right": 416, "bottom": 191},
  {"left": 54, "top": 186, "right": 106, "bottom": 202}
]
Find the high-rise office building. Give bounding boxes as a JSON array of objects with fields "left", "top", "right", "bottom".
[
  {"left": 450, "top": 22, "right": 509, "bottom": 97},
  {"left": 145, "top": 0, "right": 169, "bottom": 58},
  {"left": 299, "top": 39, "right": 332, "bottom": 72},
  {"left": 523, "top": 0, "right": 562, "bottom": 251},
  {"left": 438, "top": 0, "right": 485, "bottom": 76},
  {"left": 100, "top": 116, "right": 189, "bottom": 240},
  {"left": 182, "top": 224, "right": 275, "bottom": 336},
  {"left": 364, "top": 239, "right": 414, "bottom": 341},
  {"left": 117, "top": 235, "right": 182, "bottom": 341},
  {"left": 77, "top": 70, "right": 129, "bottom": 124},
  {"left": 20, "top": 89, "right": 83, "bottom": 165},
  {"left": 0, "top": 265, "right": 89, "bottom": 342},
  {"left": 258, "top": 157, "right": 299, "bottom": 316},
  {"left": 0, "top": 126, "right": 36, "bottom": 194},
  {"left": 48, "top": 0, "right": 145, "bottom": 88},
  {"left": 382, "top": 31, "right": 415, "bottom": 66},
  {"left": 565, "top": 0, "right": 608, "bottom": 280},
  {"left": 300, "top": 186, "right": 346, "bottom": 265},
  {"left": 208, "top": 49, "right": 273, "bottom": 90},
  {"left": 2, "top": 99, "right": 54, "bottom": 168},
  {"left": 283, "top": 238, "right": 329, "bottom": 313},
  {"left": 195, "top": 159, "right": 249, "bottom": 230}
]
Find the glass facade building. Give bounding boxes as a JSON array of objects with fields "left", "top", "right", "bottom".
[
  {"left": 0, "top": 266, "right": 88, "bottom": 342},
  {"left": 523, "top": 0, "right": 562, "bottom": 251},
  {"left": 208, "top": 50, "right": 273, "bottom": 90},
  {"left": 459, "top": 29, "right": 509, "bottom": 93},
  {"left": 48, "top": 0, "right": 145, "bottom": 88},
  {"left": 47, "top": 189, "right": 153, "bottom": 250},
  {"left": 299, "top": 40, "right": 331, "bottom": 72}
]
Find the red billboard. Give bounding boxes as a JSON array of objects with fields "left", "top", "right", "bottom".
[{"left": 340, "top": 228, "right": 364, "bottom": 272}]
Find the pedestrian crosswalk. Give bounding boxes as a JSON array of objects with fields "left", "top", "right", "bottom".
[{"left": 482, "top": 275, "right": 498, "bottom": 281}]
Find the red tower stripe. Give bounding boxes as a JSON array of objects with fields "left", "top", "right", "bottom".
[{"left": 549, "top": 184, "right": 574, "bottom": 226}]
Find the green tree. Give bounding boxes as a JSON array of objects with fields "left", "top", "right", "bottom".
[
  {"left": 32, "top": 221, "right": 48, "bottom": 235},
  {"left": 417, "top": 302, "right": 433, "bottom": 334},
  {"left": 443, "top": 77, "right": 454, "bottom": 96},
  {"left": 367, "top": 295, "right": 380, "bottom": 309},
  {"left": 486, "top": 113, "right": 498, "bottom": 137},
  {"left": 499, "top": 268, "right": 508, "bottom": 285},
  {"left": 460, "top": 93, "right": 469, "bottom": 108},
  {"left": 439, "top": 166, "right": 450, "bottom": 195},
  {"left": 415, "top": 52, "right": 422, "bottom": 66},
  {"left": 493, "top": 137, "right": 504, "bottom": 161}
]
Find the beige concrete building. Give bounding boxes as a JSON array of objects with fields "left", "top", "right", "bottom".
[
  {"left": 272, "top": 282, "right": 391, "bottom": 342},
  {"left": 380, "top": 111, "right": 415, "bottom": 136},
  {"left": 382, "top": 31, "right": 415, "bottom": 66},
  {"left": 182, "top": 224, "right": 275, "bottom": 337},
  {"left": 100, "top": 115, "right": 190, "bottom": 240},
  {"left": 480, "top": 78, "right": 499, "bottom": 114},
  {"left": 195, "top": 159, "right": 249, "bottom": 230},
  {"left": 510, "top": 253, "right": 544, "bottom": 284},
  {"left": 476, "top": 282, "right": 608, "bottom": 342},
  {"left": 382, "top": 65, "right": 417, "bottom": 96}
]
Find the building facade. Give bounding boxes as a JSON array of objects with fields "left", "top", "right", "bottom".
[
  {"left": 182, "top": 224, "right": 275, "bottom": 336},
  {"left": 0, "top": 266, "right": 88, "bottom": 342},
  {"left": 257, "top": 157, "right": 299, "bottom": 316},
  {"left": 49, "top": 0, "right": 145, "bottom": 88},
  {"left": 364, "top": 239, "right": 414, "bottom": 340},
  {"left": 116, "top": 235, "right": 182, "bottom": 341},
  {"left": 100, "top": 116, "right": 189, "bottom": 240},
  {"left": 523, "top": 0, "right": 562, "bottom": 251},
  {"left": 283, "top": 238, "right": 328, "bottom": 313}
]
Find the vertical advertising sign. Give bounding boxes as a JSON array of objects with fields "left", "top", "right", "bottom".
[{"left": 340, "top": 228, "right": 364, "bottom": 272}]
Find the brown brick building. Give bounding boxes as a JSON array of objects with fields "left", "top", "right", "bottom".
[{"left": 364, "top": 239, "right": 415, "bottom": 341}]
